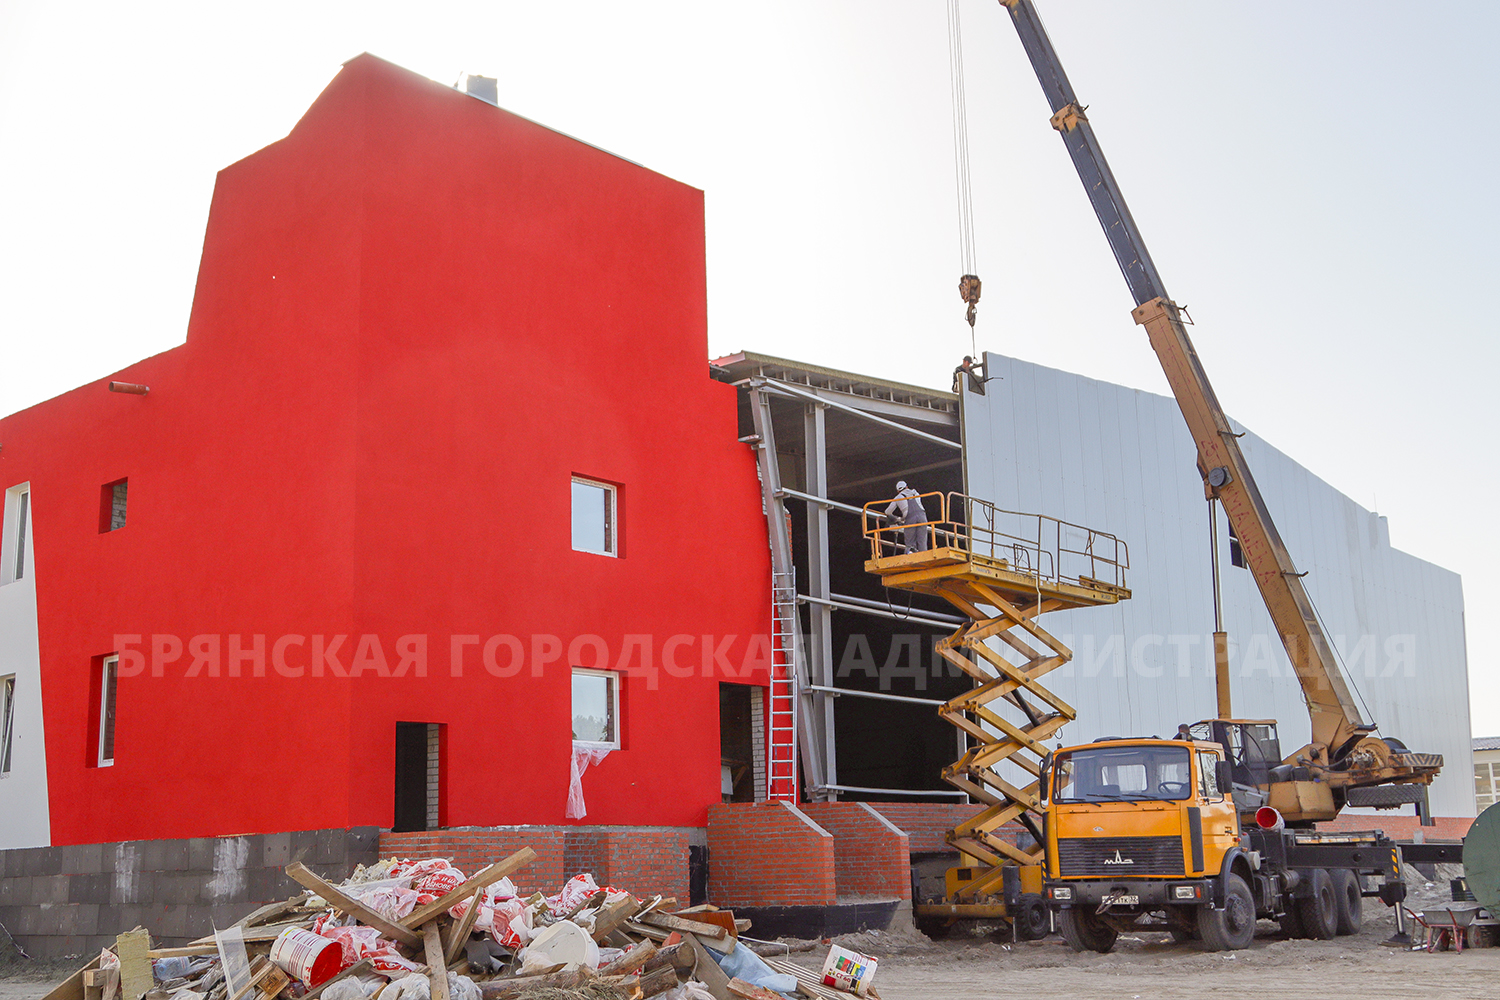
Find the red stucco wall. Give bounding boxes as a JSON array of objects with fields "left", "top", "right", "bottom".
[{"left": 0, "top": 54, "right": 770, "bottom": 846}]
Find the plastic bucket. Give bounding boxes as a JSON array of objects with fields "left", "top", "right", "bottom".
[
  {"left": 820, "top": 944, "right": 877, "bottom": 996},
  {"left": 270, "top": 927, "right": 342, "bottom": 987}
]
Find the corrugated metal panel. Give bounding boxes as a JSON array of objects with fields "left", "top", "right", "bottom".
[{"left": 961, "top": 352, "right": 1474, "bottom": 816}]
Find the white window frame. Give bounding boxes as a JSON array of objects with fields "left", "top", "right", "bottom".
[
  {"left": 0, "top": 675, "right": 15, "bottom": 776},
  {"left": 570, "top": 477, "right": 618, "bottom": 557},
  {"left": 571, "top": 667, "right": 621, "bottom": 750},
  {"left": 98, "top": 655, "right": 119, "bottom": 767},
  {"left": 2, "top": 484, "right": 30, "bottom": 586}
]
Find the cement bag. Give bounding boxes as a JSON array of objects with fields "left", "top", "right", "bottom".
[
  {"left": 489, "top": 898, "right": 533, "bottom": 949},
  {"left": 546, "top": 873, "right": 602, "bottom": 917},
  {"left": 357, "top": 885, "right": 424, "bottom": 922},
  {"left": 410, "top": 865, "right": 465, "bottom": 896},
  {"left": 517, "top": 921, "right": 599, "bottom": 975}
]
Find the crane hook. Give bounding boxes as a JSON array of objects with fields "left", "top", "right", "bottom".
[{"left": 959, "top": 273, "right": 981, "bottom": 328}]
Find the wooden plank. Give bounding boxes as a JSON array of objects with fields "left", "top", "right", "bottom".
[
  {"left": 640, "top": 912, "right": 732, "bottom": 947},
  {"left": 590, "top": 896, "right": 641, "bottom": 943},
  {"left": 147, "top": 945, "right": 221, "bottom": 959},
  {"left": 679, "top": 933, "right": 731, "bottom": 1000},
  {"left": 255, "top": 967, "right": 291, "bottom": 1000},
  {"left": 678, "top": 909, "right": 737, "bottom": 939},
  {"left": 635, "top": 964, "right": 681, "bottom": 998},
  {"left": 423, "top": 923, "right": 450, "bottom": 1000},
  {"left": 728, "top": 979, "right": 784, "bottom": 1000},
  {"left": 622, "top": 921, "right": 670, "bottom": 942},
  {"left": 476, "top": 967, "right": 588, "bottom": 999},
  {"left": 115, "top": 929, "right": 153, "bottom": 1000},
  {"left": 40, "top": 956, "right": 101, "bottom": 1000},
  {"left": 300, "top": 959, "right": 373, "bottom": 1000},
  {"left": 444, "top": 887, "right": 485, "bottom": 966},
  {"left": 285, "top": 862, "right": 422, "bottom": 948},
  {"left": 599, "top": 940, "right": 656, "bottom": 976},
  {"left": 641, "top": 940, "right": 686, "bottom": 974},
  {"left": 187, "top": 921, "right": 310, "bottom": 947},
  {"left": 402, "top": 848, "right": 538, "bottom": 930},
  {"left": 234, "top": 894, "right": 313, "bottom": 929}
]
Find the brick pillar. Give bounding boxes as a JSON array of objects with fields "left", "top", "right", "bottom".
[
  {"left": 800, "top": 802, "right": 910, "bottom": 899},
  {"left": 707, "top": 802, "right": 835, "bottom": 906}
]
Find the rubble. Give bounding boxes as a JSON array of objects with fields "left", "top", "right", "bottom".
[{"left": 41, "top": 846, "right": 882, "bottom": 1000}]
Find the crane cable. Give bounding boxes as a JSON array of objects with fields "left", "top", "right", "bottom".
[{"left": 947, "top": 0, "right": 980, "bottom": 354}]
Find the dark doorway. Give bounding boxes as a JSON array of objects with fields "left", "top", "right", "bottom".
[
  {"left": 394, "top": 722, "right": 441, "bottom": 832},
  {"left": 719, "top": 684, "right": 756, "bottom": 803}
]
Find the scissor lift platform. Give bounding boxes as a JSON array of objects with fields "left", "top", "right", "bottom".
[{"left": 863, "top": 493, "right": 1130, "bottom": 924}]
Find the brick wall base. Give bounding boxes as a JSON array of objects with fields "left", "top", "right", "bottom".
[
  {"left": 801, "top": 803, "right": 910, "bottom": 900},
  {"left": 707, "top": 802, "right": 835, "bottom": 906},
  {"left": 0, "top": 828, "right": 379, "bottom": 960}
]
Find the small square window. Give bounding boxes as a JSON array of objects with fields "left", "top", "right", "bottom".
[
  {"left": 571, "top": 668, "right": 620, "bottom": 748},
  {"left": 0, "top": 675, "right": 15, "bottom": 775},
  {"left": 100, "top": 479, "right": 128, "bottom": 532},
  {"left": 571, "top": 477, "right": 617, "bottom": 556},
  {"left": 99, "top": 655, "right": 119, "bottom": 767},
  {"left": 2, "top": 486, "right": 29, "bottom": 584}
]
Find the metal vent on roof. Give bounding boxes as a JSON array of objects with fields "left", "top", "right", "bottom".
[{"left": 464, "top": 75, "right": 498, "bottom": 106}]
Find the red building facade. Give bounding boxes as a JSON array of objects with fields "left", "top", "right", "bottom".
[{"left": 0, "top": 54, "right": 772, "bottom": 849}]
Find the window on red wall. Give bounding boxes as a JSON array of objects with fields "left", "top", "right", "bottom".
[
  {"left": 99, "top": 479, "right": 128, "bottom": 533},
  {"left": 571, "top": 477, "right": 618, "bottom": 556},
  {"left": 98, "top": 655, "right": 119, "bottom": 767}
]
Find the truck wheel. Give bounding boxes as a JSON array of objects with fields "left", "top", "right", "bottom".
[
  {"left": 1196, "top": 873, "right": 1257, "bottom": 951},
  {"left": 1298, "top": 869, "right": 1338, "bottom": 940},
  {"left": 1331, "top": 869, "right": 1362, "bottom": 935},
  {"left": 1012, "top": 893, "right": 1050, "bottom": 941},
  {"left": 1059, "top": 907, "right": 1118, "bottom": 953}
]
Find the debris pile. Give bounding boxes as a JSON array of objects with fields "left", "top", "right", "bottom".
[{"left": 53, "top": 846, "right": 880, "bottom": 1000}]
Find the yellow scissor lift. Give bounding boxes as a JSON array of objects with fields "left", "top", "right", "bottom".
[{"left": 863, "top": 492, "right": 1130, "bottom": 937}]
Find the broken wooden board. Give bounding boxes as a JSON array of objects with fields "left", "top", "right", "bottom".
[
  {"left": 728, "top": 978, "right": 785, "bottom": 1000},
  {"left": 639, "top": 912, "right": 733, "bottom": 950},
  {"left": 599, "top": 940, "right": 656, "bottom": 976},
  {"left": 475, "top": 967, "right": 588, "bottom": 999},
  {"left": 443, "top": 887, "right": 485, "bottom": 966},
  {"left": 232, "top": 894, "right": 312, "bottom": 929},
  {"left": 422, "top": 923, "right": 450, "bottom": 1000},
  {"left": 679, "top": 933, "right": 732, "bottom": 1000},
  {"left": 285, "top": 862, "right": 422, "bottom": 948},
  {"left": 39, "top": 955, "right": 101, "bottom": 1000}
]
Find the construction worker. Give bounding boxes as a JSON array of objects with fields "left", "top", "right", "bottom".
[{"left": 885, "top": 481, "right": 930, "bottom": 553}]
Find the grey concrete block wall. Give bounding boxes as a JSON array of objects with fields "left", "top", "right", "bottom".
[{"left": 0, "top": 827, "right": 379, "bottom": 959}]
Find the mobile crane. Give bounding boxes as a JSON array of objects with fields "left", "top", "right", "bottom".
[{"left": 989, "top": 0, "right": 1444, "bottom": 950}]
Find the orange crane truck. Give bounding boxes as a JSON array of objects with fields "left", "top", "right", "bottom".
[{"left": 993, "top": 0, "right": 1445, "bottom": 951}]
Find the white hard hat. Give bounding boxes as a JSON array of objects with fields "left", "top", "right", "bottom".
[{"left": 896, "top": 481, "right": 908, "bottom": 490}]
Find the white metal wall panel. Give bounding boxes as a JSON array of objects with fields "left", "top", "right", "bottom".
[{"left": 961, "top": 352, "right": 1474, "bottom": 817}]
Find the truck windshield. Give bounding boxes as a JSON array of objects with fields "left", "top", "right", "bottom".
[{"left": 1053, "top": 744, "right": 1193, "bottom": 803}]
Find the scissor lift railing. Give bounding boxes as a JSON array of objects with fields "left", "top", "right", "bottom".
[{"left": 863, "top": 492, "right": 1130, "bottom": 903}]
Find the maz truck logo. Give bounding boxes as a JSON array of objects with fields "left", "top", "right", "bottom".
[{"left": 1103, "top": 850, "right": 1135, "bottom": 866}]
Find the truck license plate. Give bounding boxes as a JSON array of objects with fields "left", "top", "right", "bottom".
[{"left": 1103, "top": 894, "right": 1139, "bottom": 906}]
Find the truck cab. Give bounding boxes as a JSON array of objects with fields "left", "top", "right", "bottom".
[{"left": 1042, "top": 735, "right": 1256, "bottom": 950}]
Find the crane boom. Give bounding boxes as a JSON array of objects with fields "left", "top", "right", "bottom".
[{"left": 998, "top": 0, "right": 1413, "bottom": 768}]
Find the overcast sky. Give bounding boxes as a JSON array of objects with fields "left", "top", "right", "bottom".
[{"left": 2, "top": 1, "right": 1496, "bottom": 733}]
